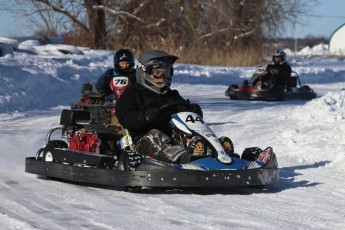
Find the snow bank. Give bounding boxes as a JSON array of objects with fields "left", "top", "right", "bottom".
[
  {"left": 292, "top": 90, "right": 345, "bottom": 122},
  {"left": 0, "top": 37, "right": 19, "bottom": 56},
  {"left": 0, "top": 37, "right": 19, "bottom": 48},
  {"left": 1, "top": 39, "right": 345, "bottom": 113},
  {"left": 297, "top": 44, "right": 330, "bottom": 56},
  {"left": 278, "top": 90, "right": 345, "bottom": 164},
  {"left": 0, "top": 48, "right": 113, "bottom": 113}
]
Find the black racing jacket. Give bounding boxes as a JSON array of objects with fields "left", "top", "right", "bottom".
[
  {"left": 115, "top": 83, "right": 202, "bottom": 140},
  {"left": 266, "top": 62, "right": 292, "bottom": 88},
  {"left": 252, "top": 62, "right": 292, "bottom": 88}
]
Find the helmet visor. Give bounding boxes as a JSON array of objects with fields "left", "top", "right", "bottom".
[
  {"left": 149, "top": 64, "right": 172, "bottom": 79},
  {"left": 273, "top": 57, "right": 282, "bottom": 62}
]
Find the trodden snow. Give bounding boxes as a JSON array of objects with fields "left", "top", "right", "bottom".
[{"left": 0, "top": 40, "right": 344, "bottom": 229}]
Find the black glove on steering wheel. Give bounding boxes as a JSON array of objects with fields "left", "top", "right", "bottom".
[{"left": 141, "top": 107, "right": 161, "bottom": 124}]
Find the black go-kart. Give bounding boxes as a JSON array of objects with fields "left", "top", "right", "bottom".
[
  {"left": 226, "top": 67, "right": 316, "bottom": 101},
  {"left": 26, "top": 80, "right": 279, "bottom": 192}
]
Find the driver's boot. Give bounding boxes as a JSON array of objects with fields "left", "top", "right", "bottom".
[{"left": 135, "top": 129, "right": 186, "bottom": 163}]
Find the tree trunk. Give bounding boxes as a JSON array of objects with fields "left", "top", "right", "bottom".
[{"left": 85, "top": 0, "right": 107, "bottom": 49}]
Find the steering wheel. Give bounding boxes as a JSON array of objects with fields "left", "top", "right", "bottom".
[{"left": 158, "top": 100, "right": 194, "bottom": 117}]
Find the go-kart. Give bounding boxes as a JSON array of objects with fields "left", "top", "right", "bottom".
[
  {"left": 226, "top": 66, "right": 316, "bottom": 101},
  {"left": 25, "top": 80, "right": 279, "bottom": 191}
]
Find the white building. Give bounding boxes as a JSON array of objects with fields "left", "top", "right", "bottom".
[{"left": 329, "top": 23, "right": 345, "bottom": 55}]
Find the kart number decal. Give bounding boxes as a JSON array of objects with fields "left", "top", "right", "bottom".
[
  {"left": 185, "top": 115, "right": 204, "bottom": 124},
  {"left": 113, "top": 78, "right": 128, "bottom": 86}
]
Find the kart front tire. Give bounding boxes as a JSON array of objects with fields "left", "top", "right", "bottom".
[
  {"left": 219, "top": 136, "right": 235, "bottom": 155},
  {"left": 118, "top": 151, "right": 142, "bottom": 192}
]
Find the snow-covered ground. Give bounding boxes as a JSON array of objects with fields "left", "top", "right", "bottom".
[{"left": 1, "top": 40, "right": 345, "bottom": 229}]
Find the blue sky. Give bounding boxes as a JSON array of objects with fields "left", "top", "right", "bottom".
[
  {"left": 284, "top": 0, "right": 345, "bottom": 38},
  {"left": 0, "top": 0, "right": 344, "bottom": 39}
]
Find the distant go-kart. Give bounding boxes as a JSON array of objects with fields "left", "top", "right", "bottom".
[{"left": 225, "top": 66, "right": 317, "bottom": 101}]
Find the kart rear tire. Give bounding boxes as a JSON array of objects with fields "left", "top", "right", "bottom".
[
  {"left": 43, "top": 149, "right": 54, "bottom": 162},
  {"left": 42, "top": 140, "right": 68, "bottom": 162},
  {"left": 301, "top": 85, "right": 311, "bottom": 90},
  {"left": 275, "top": 96, "right": 284, "bottom": 101}
]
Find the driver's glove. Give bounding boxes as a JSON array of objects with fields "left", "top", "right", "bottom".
[
  {"left": 139, "top": 107, "right": 160, "bottom": 124},
  {"left": 190, "top": 103, "right": 203, "bottom": 118},
  {"left": 269, "top": 69, "right": 279, "bottom": 75}
]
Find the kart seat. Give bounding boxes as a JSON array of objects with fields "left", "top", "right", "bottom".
[
  {"left": 60, "top": 109, "right": 90, "bottom": 126},
  {"left": 287, "top": 76, "right": 297, "bottom": 88}
]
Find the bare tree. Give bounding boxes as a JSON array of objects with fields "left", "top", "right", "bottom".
[
  {"left": 30, "top": 0, "right": 108, "bottom": 48},
  {"left": 1, "top": 0, "right": 318, "bottom": 65},
  {"left": 85, "top": 0, "right": 107, "bottom": 49}
]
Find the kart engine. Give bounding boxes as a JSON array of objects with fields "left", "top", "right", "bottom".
[{"left": 69, "top": 129, "right": 100, "bottom": 153}]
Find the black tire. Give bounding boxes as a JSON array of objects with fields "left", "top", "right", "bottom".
[
  {"left": 42, "top": 140, "right": 68, "bottom": 162},
  {"left": 300, "top": 85, "right": 317, "bottom": 99},
  {"left": 187, "top": 136, "right": 207, "bottom": 155},
  {"left": 241, "top": 147, "right": 262, "bottom": 161},
  {"left": 229, "top": 95, "right": 238, "bottom": 100},
  {"left": 301, "top": 85, "right": 311, "bottom": 90},
  {"left": 118, "top": 151, "right": 142, "bottom": 192},
  {"left": 219, "top": 136, "right": 234, "bottom": 155},
  {"left": 181, "top": 136, "right": 207, "bottom": 163},
  {"left": 43, "top": 149, "right": 54, "bottom": 162},
  {"left": 275, "top": 96, "right": 284, "bottom": 101}
]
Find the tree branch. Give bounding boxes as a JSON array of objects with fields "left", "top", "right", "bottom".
[
  {"left": 93, "top": 5, "right": 145, "bottom": 23},
  {"left": 35, "top": 0, "right": 90, "bottom": 33}
]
